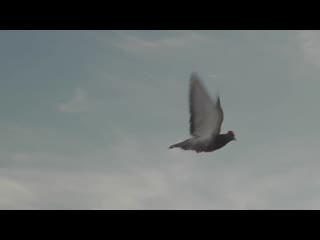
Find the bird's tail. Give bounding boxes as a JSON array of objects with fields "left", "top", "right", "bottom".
[
  {"left": 169, "top": 139, "right": 192, "bottom": 150},
  {"left": 169, "top": 143, "right": 179, "bottom": 149}
]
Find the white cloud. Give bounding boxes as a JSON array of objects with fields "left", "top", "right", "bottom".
[
  {"left": 0, "top": 177, "right": 35, "bottom": 209},
  {"left": 113, "top": 31, "right": 209, "bottom": 54},
  {"left": 58, "top": 87, "right": 89, "bottom": 113},
  {"left": 297, "top": 30, "right": 320, "bottom": 67},
  {"left": 209, "top": 74, "right": 217, "bottom": 79},
  {"left": 2, "top": 133, "right": 320, "bottom": 209}
]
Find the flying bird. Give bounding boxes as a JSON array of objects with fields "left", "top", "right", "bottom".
[{"left": 169, "top": 72, "right": 236, "bottom": 153}]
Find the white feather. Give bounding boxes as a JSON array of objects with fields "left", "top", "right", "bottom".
[{"left": 189, "top": 72, "right": 223, "bottom": 142}]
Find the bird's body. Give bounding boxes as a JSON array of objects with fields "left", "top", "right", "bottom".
[
  {"left": 169, "top": 132, "right": 234, "bottom": 153},
  {"left": 169, "top": 72, "right": 236, "bottom": 153}
]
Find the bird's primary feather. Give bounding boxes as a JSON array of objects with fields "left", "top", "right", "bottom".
[{"left": 189, "top": 72, "right": 224, "bottom": 140}]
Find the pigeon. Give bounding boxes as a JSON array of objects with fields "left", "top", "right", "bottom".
[{"left": 169, "top": 72, "right": 236, "bottom": 153}]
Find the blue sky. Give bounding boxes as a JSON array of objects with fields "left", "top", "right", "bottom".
[{"left": 1, "top": 30, "right": 320, "bottom": 209}]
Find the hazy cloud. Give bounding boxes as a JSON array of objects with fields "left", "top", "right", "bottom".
[
  {"left": 58, "top": 87, "right": 89, "bottom": 113},
  {"left": 113, "top": 31, "right": 209, "bottom": 53},
  {"left": 2, "top": 133, "right": 320, "bottom": 209},
  {"left": 297, "top": 30, "right": 320, "bottom": 67},
  {"left": 1, "top": 30, "right": 320, "bottom": 209}
]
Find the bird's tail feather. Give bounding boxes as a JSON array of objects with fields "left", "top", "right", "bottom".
[
  {"left": 169, "top": 139, "right": 192, "bottom": 150},
  {"left": 169, "top": 137, "right": 207, "bottom": 153}
]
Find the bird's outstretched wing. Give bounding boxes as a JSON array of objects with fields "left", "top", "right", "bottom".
[{"left": 189, "top": 72, "right": 224, "bottom": 141}]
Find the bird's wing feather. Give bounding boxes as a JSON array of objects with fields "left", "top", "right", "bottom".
[
  {"left": 216, "top": 95, "right": 224, "bottom": 134},
  {"left": 189, "top": 72, "right": 224, "bottom": 140}
]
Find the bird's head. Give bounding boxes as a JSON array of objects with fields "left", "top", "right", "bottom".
[{"left": 227, "top": 131, "right": 236, "bottom": 141}]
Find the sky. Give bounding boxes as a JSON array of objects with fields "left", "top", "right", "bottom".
[{"left": 1, "top": 30, "right": 320, "bottom": 209}]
